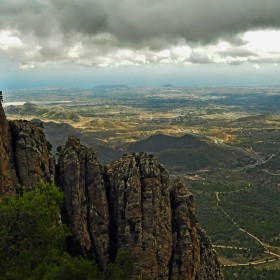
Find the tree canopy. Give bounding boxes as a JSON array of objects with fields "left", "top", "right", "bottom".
[{"left": 0, "top": 182, "right": 133, "bottom": 280}]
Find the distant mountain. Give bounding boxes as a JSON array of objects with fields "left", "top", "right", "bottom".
[
  {"left": 127, "top": 133, "right": 255, "bottom": 172},
  {"left": 127, "top": 134, "right": 207, "bottom": 153},
  {"left": 6, "top": 102, "right": 48, "bottom": 116},
  {"left": 32, "top": 120, "right": 122, "bottom": 164},
  {"left": 5, "top": 102, "right": 80, "bottom": 122},
  {"left": 160, "top": 84, "right": 176, "bottom": 88},
  {"left": 95, "top": 85, "right": 128, "bottom": 89}
]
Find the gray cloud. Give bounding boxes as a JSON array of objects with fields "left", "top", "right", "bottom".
[
  {"left": 218, "top": 48, "right": 257, "bottom": 58},
  {"left": 189, "top": 52, "right": 213, "bottom": 64},
  {"left": 54, "top": 0, "right": 280, "bottom": 44},
  {"left": 0, "top": 0, "right": 280, "bottom": 67}
]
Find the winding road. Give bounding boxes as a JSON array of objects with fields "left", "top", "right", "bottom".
[
  {"left": 215, "top": 192, "right": 280, "bottom": 267},
  {"left": 202, "top": 136, "right": 280, "bottom": 266},
  {"left": 213, "top": 138, "right": 280, "bottom": 172}
]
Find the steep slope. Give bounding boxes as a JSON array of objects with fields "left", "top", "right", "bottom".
[
  {"left": 105, "top": 153, "right": 172, "bottom": 278},
  {"left": 39, "top": 120, "right": 122, "bottom": 164},
  {"left": 56, "top": 137, "right": 110, "bottom": 265},
  {"left": 0, "top": 103, "right": 18, "bottom": 194},
  {"left": 0, "top": 103, "right": 55, "bottom": 195},
  {"left": 127, "top": 133, "right": 255, "bottom": 172},
  {"left": 10, "top": 120, "right": 55, "bottom": 187},
  {"left": 170, "top": 180, "right": 223, "bottom": 279},
  {"left": 57, "top": 138, "right": 223, "bottom": 279}
]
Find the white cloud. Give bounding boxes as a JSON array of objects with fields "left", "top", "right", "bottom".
[
  {"left": 1, "top": 28, "right": 280, "bottom": 70},
  {"left": 242, "top": 30, "right": 280, "bottom": 53},
  {"left": 68, "top": 43, "right": 83, "bottom": 58},
  {"left": 253, "top": 64, "right": 261, "bottom": 70},
  {"left": 0, "top": 31, "right": 23, "bottom": 50},
  {"left": 19, "top": 63, "right": 35, "bottom": 70},
  {"left": 1, "top": 1, "right": 280, "bottom": 69}
]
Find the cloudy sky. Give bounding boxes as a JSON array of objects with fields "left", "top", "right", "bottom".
[{"left": 1, "top": 0, "right": 280, "bottom": 88}]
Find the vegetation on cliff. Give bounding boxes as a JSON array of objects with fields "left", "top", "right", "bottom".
[{"left": 0, "top": 182, "right": 133, "bottom": 280}]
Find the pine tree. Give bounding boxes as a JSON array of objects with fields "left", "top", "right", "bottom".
[{"left": 0, "top": 91, "right": 3, "bottom": 103}]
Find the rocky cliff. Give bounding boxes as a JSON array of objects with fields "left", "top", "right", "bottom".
[
  {"left": 57, "top": 137, "right": 223, "bottom": 280},
  {"left": 170, "top": 180, "right": 223, "bottom": 280},
  {"left": 0, "top": 103, "right": 54, "bottom": 195},
  {"left": 105, "top": 153, "right": 172, "bottom": 278},
  {"left": 10, "top": 120, "right": 55, "bottom": 187},
  {"left": 0, "top": 103, "right": 17, "bottom": 195},
  {"left": 0, "top": 102, "right": 223, "bottom": 279},
  {"left": 57, "top": 137, "right": 110, "bottom": 265}
]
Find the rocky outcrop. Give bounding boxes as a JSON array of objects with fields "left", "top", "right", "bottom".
[
  {"left": 0, "top": 103, "right": 17, "bottom": 195},
  {"left": 170, "top": 180, "right": 223, "bottom": 280},
  {"left": 0, "top": 103, "right": 54, "bottom": 195},
  {"left": 106, "top": 154, "right": 172, "bottom": 279},
  {"left": 196, "top": 231, "right": 224, "bottom": 280},
  {"left": 57, "top": 138, "right": 223, "bottom": 280},
  {"left": 57, "top": 137, "right": 110, "bottom": 264},
  {"left": 10, "top": 120, "right": 55, "bottom": 187}
]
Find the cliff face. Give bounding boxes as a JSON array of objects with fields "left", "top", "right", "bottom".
[
  {"left": 10, "top": 120, "right": 55, "bottom": 187},
  {"left": 106, "top": 154, "right": 172, "bottom": 279},
  {"left": 57, "top": 137, "right": 110, "bottom": 265},
  {"left": 170, "top": 180, "right": 223, "bottom": 280},
  {"left": 0, "top": 103, "right": 54, "bottom": 195},
  {"left": 0, "top": 104, "right": 17, "bottom": 195},
  {"left": 57, "top": 138, "right": 223, "bottom": 280}
]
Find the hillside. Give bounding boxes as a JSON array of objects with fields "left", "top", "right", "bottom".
[
  {"left": 35, "top": 121, "right": 122, "bottom": 164},
  {"left": 6, "top": 102, "right": 81, "bottom": 122},
  {"left": 127, "top": 134, "right": 207, "bottom": 153},
  {"left": 126, "top": 134, "right": 256, "bottom": 173}
]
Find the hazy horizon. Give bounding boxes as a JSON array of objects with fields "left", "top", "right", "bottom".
[{"left": 2, "top": 63, "right": 280, "bottom": 90}]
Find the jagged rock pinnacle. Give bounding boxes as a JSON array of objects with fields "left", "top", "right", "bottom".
[{"left": 57, "top": 138, "right": 223, "bottom": 279}]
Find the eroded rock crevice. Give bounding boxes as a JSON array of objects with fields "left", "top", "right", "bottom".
[{"left": 57, "top": 137, "right": 110, "bottom": 264}]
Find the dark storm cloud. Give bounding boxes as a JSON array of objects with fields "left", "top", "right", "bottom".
[
  {"left": 1, "top": 0, "right": 280, "bottom": 44},
  {"left": 55, "top": 0, "right": 280, "bottom": 44},
  {"left": 1, "top": 0, "right": 280, "bottom": 67}
]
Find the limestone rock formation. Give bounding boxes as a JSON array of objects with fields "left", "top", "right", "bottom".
[
  {"left": 10, "top": 120, "right": 55, "bottom": 187},
  {"left": 0, "top": 103, "right": 17, "bottom": 195},
  {"left": 57, "top": 137, "right": 110, "bottom": 264},
  {"left": 106, "top": 154, "right": 172, "bottom": 279},
  {"left": 170, "top": 180, "right": 223, "bottom": 280},
  {"left": 57, "top": 139, "right": 223, "bottom": 280},
  {"left": 0, "top": 103, "right": 55, "bottom": 195}
]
